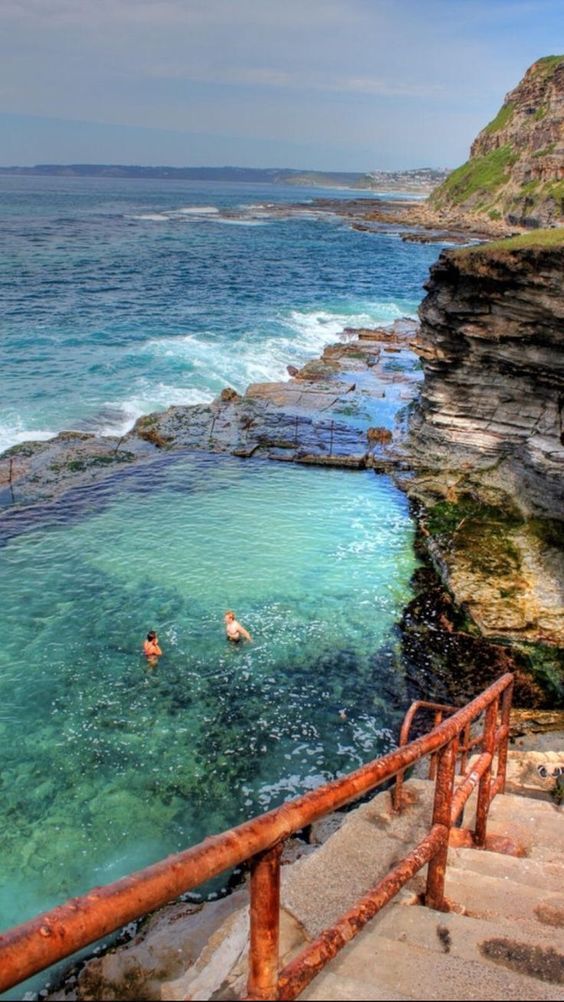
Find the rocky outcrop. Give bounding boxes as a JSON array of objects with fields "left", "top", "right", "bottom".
[
  {"left": 430, "top": 55, "right": 564, "bottom": 228},
  {"left": 405, "top": 236, "right": 564, "bottom": 647},
  {"left": 0, "top": 320, "right": 420, "bottom": 509}
]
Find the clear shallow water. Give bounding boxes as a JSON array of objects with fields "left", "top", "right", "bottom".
[
  {"left": 0, "top": 177, "right": 438, "bottom": 996},
  {"left": 0, "top": 176, "right": 441, "bottom": 452},
  {"left": 0, "top": 455, "right": 416, "bottom": 935}
]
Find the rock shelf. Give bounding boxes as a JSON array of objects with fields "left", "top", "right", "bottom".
[{"left": 0, "top": 318, "right": 420, "bottom": 509}]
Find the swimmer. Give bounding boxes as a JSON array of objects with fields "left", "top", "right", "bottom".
[
  {"left": 224, "top": 610, "right": 252, "bottom": 643},
  {"left": 143, "top": 630, "right": 162, "bottom": 667}
]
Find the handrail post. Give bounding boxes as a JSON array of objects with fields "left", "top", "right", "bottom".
[
  {"left": 428, "top": 710, "right": 443, "bottom": 781},
  {"left": 459, "top": 723, "right": 471, "bottom": 776},
  {"left": 425, "top": 737, "right": 457, "bottom": 910},
  {"left": 496, "top": 682, "right": 513, "bottom": 794},
  {"left": 474, "top": 699, "right": 498, "bottom": 847},
  {"left": 247, "top": 842, "right": 283, "bottom": 1001}
]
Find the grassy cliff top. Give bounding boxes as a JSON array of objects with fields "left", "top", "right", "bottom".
[
  {"left": 458, "top": 227, "right": 564, "bottom": 254},
  {"left": 430, "top": 55, "right": 563, "bottom": 225}
]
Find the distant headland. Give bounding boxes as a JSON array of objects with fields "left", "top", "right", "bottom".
[{"left": 0, "top": 163, "right": 448, "bottom": 194}]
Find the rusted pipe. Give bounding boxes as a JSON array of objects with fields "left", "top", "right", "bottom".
[
  {"left": 459, "top": 723, "right": 471, "bottom": 775},
  {"left": 0, "top": 673, "right": 514, "bottom": 993},
  {"left": 496, "top": 683, "right": 513, "bottom": 793},
  {"left": 450, "top": 752, "right": 492, "bottom": 825},
  {"left": 247, "top": 843, "right": 283, "bottom": 1001},
  {"left": 428, "top": 709, "right": 443, "bottom": 782},
  {"left": 425, "top": 738, "right": 457, "bottom": 910},
  {"left": 393, "top": 699, "right": 458, "bottom": 812},
  {"left": 474, "top": 699, "right": 498, "bottom": 847},
  {"left": 277, "top": 824, "right": 446, "bottom": 1001},
  {"left": 488, "top": 772, "right": 505, "bottom": 804}
]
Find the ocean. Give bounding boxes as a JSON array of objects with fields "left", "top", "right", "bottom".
[
  {"left": 0, "top": 175, "right": 439, "bottom": 452},
  {"left": 0, "top": 176, "right": 443, "bottom": 995}
]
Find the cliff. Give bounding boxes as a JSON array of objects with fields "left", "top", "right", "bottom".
[
  {"left": 405, "top": 231, "right": 564, "bottom": 651},
  {"left": 430, "top": 55, "right": 564, "bottom": 228}
]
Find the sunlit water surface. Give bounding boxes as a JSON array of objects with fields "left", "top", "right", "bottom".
[{"left": 0, "top": 455, "right": 417, "bottom": 937}]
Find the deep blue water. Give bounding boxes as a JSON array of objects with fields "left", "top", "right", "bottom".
[{"left": 0, "top": 176, "right": 440, "bottom": 452}]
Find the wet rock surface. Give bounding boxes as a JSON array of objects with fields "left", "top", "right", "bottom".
[
  {"left": 288, "top": 194, "right": 515, "bottom": 243},
  {"left": 0, "top": 318, "right": 420, "bottom": 509}
]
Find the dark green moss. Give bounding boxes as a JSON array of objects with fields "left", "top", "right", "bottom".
[
  {"left": 425, "top": 497, "right": 524, "bottom": 577},
  {"left": 528, "top": 517, "right": 564, "bottom": 550},
  {"left": 425, "top": 497, "right": 522, "bottom": 541},
  {"left": 513, "top": 643, "right": 564, "bottom": 706},
  {"left": 2, "top": 441, "right": 45, "bottom": 459},
  {"left": 399, "top": 562, "right": 550, "bottom": 709},
  {"left": 65, "top": 452, "right": 136, "bottom": 473}
]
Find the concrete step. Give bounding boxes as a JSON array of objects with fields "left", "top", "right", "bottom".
[
  {"left": 372, "top": 899, "right": 564, "bottom": 968},
  {"left": 296, "top": 778, "right": 564, "bottom": 1001},
  {"left": 300, "top": 971, "right": 412, "bottom": 1001},
  {"left": 443, "top": 867, "right": 564, "bottom": 936},
  {"left": 467, "top": 791, "right": 563, "bottom": 864},
  {"left": 282, "top": 779, "right": 435, "bottom": 938},
  {"left": 447, "top": 845, "right": 564, "bottom": 892},
  {"left": 300, "top": 913, "right": 563, "bottom": 1001}
]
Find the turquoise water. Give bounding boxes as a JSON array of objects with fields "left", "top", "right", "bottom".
[
  {"left": 0, "top": 455, "right": 416, "bottom": 936},
  {"left": 0, "top": 177, "right": 442, "bottom": 995},
  {"left": 0, "top": 176, "right": 442, "bottom": 452}
]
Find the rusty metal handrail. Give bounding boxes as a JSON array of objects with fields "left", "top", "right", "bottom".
[
  {"left": 0, "top": 673, "right": 514, "bottom": 999},
  {"left": 393, "top": 699, "right": 459, "bottom": 810}
]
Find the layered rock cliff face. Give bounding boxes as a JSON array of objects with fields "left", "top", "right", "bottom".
[
  {"left": 430, "top": 55, "right": 564, "bottom": 227},
  {"left": 406, "top": 236, "right": 564, "bottom": 649}
]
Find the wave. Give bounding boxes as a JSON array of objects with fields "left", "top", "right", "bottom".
[
  {"left": 210, "top": 218, "right": 271, "bottom": 227},
  {"left": 1, "top": 301, "right": 415, "bottom": 455},
  {"left": 0, "top": 423, "right": 58, "bottom": 457},
  {"left": 0, "top": 385, "right": 213, "bottom": 455},
  {"left": 127, "top": 206, "right": 221, "bottom": 224},
  {"left": 127, "top": 203, "right": 311, "bottom": 227},
  {"left": 144, "top": 302, "right": 415, "bottom": 394},
  {"left": 86, "top": 385, "right": 213, "bottom": 437},
  {"left": 283, "top": 303, "right": 412, "bottom": 349},
  {"left": 127, "top": 213, "right": 169, "bottom": 222},
  {"left": 173, "top": 206, "right": 220, "bottom": 215}
]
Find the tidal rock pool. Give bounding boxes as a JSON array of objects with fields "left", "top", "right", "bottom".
[{"left": 0, "top": 454, "right": 417, "bottom": 939}]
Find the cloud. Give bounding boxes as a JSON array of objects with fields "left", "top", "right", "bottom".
[
  {"left": 143, "top": 62, "right": 442, "bottom": 99},
  {"left": 1, "top": 0, "right": 562, "bottom": 169}
]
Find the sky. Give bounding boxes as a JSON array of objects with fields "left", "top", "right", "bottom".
[{"left": 0, "top": 0, "right": 562, "bottom": 171}]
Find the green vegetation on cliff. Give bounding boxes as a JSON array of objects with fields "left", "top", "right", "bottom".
[
  {"left": 432, "top": 145, "right": 518, "bottom": 207},
  {"left": 429, "top": 55, "right": 563, "bottom": 226},
  {"left": 456, "top": 226, "right": 564, "bottom": 254},
  {"left": 534, "top": 54, "right": 564, "bottom": 74},
  {"left": 483, "top": 101, "right": 515, "bottom": 135}
]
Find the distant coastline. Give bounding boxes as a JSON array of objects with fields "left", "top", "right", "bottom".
[{"left": 0, "top": 162, "right": 448, "bottom": 194}]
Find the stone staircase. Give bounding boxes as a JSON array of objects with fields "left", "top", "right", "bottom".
[
  {"left": 296, "top": 751, "right": 564, "bottom": 1001},
  {"left": 45, "top": 747, "right": 564, "bottom": 1001}
]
